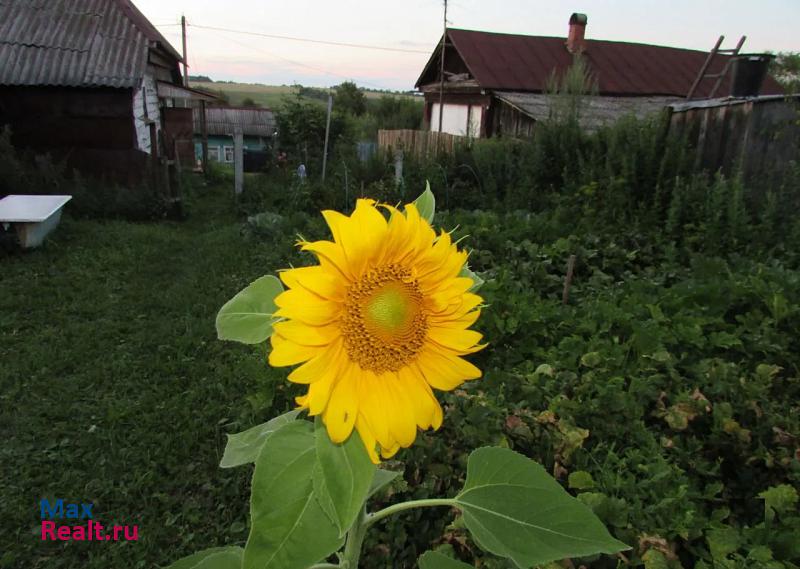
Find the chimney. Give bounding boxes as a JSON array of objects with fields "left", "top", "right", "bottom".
[{"left": 567, "top": 13, "right": 588, "bottom": 54}]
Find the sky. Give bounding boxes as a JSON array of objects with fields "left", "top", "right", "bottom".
[{"left": 136, "top": 0, "right": 800, "bottom": 91}]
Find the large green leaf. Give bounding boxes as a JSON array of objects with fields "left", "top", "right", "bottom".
[
  {"left": 244, "top": 421, "right": 344, "bottom": 569},
  {"left": 413, "top": 182, "right": 436, "bottom": 223},
  {"left": 454, "top": 447, "right": 628, "bottom": 568},
  {"left": 216, "top": 275, "right": 283, "bottom": 344},
  {"left": 368, "top": 468, "right": 401, "bottom": 499},
  {"left": 418, "top": 550, "right": 474, "bottom": 568},
  {"left": 163, "top": 546, "right": 243, "bottom": 569},
  {"left": 220, "top": 409, "right": 302, "bottom": 468},
  {"left": 313, "top": 418, "right": 376, "bottom": 536}
]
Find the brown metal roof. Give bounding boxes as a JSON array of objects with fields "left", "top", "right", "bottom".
[
  {"left": 0, "top": 0, "right": 181, "bottom": 89},
  {"left": 417, "top": 29, "right": 783, "bottom": 98},
  {"left": 193, "top": 107, "right": 276, "bottom": 138}
]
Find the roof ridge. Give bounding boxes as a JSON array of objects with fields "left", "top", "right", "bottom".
[{"left": 448, "top": 27, "right": 718, "bottom": 56}]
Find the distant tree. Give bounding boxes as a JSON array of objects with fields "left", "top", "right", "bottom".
[
  {"left": 369, "top": 96, "right": 423, "bottom": 130},
  {"left": 276, "top": 93, "right": 353, "bottom": 174},
  {"left": 771, "top": 52, "right": 800, "bottom": 93},
  {"left": 241, "top": 97, "right": 261, "bottom": 108},
  {"left": 334, "top": 81, "right": 367, "bottom": 117},
  {"left": 188, "top": 74, "right": 213, "bottom": 82},
  {"left": 294, "top": 84, "right": 329, "bottom": 102}
]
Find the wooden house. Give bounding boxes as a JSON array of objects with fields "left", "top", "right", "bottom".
[
  {"left": 0, "top": 0, "right": 215, "bottom": 184},
  {"left": 192, "top": 106, "right": 276, "bottom": 165},
  {"left": 415, "top": 13, "right": 784, "bottom": 137}
]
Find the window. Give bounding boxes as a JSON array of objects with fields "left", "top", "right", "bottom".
[
  {"left": 208, "top": 146, "right": 221, "bottom": 162},
  {"left": 224, "top": 146, "right": 234, "bottom": 163}
]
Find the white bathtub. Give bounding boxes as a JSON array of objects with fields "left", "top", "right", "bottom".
[{"left": 0, "top": 195, "right": 73, "bottom": 249}]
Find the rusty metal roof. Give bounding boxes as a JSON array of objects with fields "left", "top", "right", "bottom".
[
  {"left": 417, "top": 29, "right": 783, "bottom": 98},
  {"left": 0, "top": 0, "right": 181, "bottom": 88},
  {"left": 193, "top": 107, "right": 276, "bottom": 138}
]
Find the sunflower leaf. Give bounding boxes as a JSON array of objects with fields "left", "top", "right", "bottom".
[
  {"left": 163, "top": 546, "right": 243, "bottom": 569},
  {"left": 459, "top": 264, "right": 484, "bottom": 292},
  {"left": 244, "top": 421, "right": 344, "bottom": 569},
  {"left": 368, "top": 468, "right": 401, "bottom": 498},
  {"left": 219, "top": 409, "right": 302, "bottom": 468},
  {"left": 454, "top": 447, "right": 629, "bottom": 568},
  {"left": 414, "top": 182, "right": 436, "bottom": 223},
  {"left": 216, "top": 275, "right": 283, "bottom": 344},
  {"left": 313, "top": 417, "right": 376, "bottom": 536},
  {"left": 418, "top": 550, "right": 475, "bottom": 568}
]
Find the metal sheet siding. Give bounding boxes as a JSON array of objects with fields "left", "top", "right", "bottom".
[
  {"left": 0, "top": 0, "right": 168, "bottom": 88},
  {"left": 193, "top": 107, "right": 276, "bottom": 138},
  {"left": 430, "top": 29, "right": 783, "bottom": 98}
]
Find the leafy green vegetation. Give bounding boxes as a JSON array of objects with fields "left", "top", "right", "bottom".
[{"left": 3, "top": 93, "right": 799, "bottom": 568}]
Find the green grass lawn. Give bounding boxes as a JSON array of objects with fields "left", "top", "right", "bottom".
[{"left": 0, "top": 187, "right": 297, "bottom": 568}]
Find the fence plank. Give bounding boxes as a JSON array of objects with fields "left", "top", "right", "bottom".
[{"left": 377, "top": 129, "right": 467, "bottom": 158}]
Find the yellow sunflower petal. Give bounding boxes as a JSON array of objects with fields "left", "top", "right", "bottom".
[
  {"left": 279, "top": 266, "right": 344, "bottom": 301},
  {"left": 269, "top": 333, "right": 320, "bottom": 367},
  {"left": 358, "top": 369, "right": 394, "bottom": 450},
  {"left": 272, "top": 320, "right": 339, "bottom": 346},
  {"left": 427, "top": 326, "right": 485, "bottom": 354},
  {"left": 380, "top": 443, "right": 401, "bottom": 459},
  {"left": 323, "top": 363, "right": 360, "bottom": 442},
  {"left": 274, "top": 288, "right": 341, "bottom": 326},
  {"left": 288, "top": 340, "right": 344, "bottom": 384},
  {"left": 383, "top": 372, "right": 418, "bottom": 447},
  {"left": 416, "top": 346, "right": 482, "bottom": 391},
  {"left": 355, "top": 415, "right": 381, "bottom": 464},
  {"left": 398, "top": 366, "right": 443, "bottom": 430}
]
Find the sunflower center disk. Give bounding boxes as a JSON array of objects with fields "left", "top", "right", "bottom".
[{"left": 342, "top": 265, "right": 428, "bottom": 374}]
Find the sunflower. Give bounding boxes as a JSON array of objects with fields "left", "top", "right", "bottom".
[{"left": 268, "top": 198, "right": 485, "bottom": 462}]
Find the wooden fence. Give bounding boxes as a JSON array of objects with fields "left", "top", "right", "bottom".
[
  {"left": 668, "top": 95, "right": 800, "bottom": 184},
  {"left": 377, "top": 129, "right": 467, "bottom": 158}
]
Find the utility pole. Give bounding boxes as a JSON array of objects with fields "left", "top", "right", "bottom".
[
  {"left": 437, "top": 0, "right": 447, "bottom": 133},
  {"left": 321, "top": 92, "right": 333, "bottom": 182},
  {"left": 181, "top": 15, "right": 189, "bottom": 86}
]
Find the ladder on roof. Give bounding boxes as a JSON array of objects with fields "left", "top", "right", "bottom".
[{"left": 686, "top": 35, "right": 746, "bottom": 100}]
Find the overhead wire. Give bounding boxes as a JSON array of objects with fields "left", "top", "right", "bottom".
[
  {"left": 186, "top": 23, "right": 430, "bottom": 55},
  {"left": 189, "top": 25, "right": 399, "bottom": 91}
]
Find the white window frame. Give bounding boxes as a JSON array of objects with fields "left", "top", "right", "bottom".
[
  {"left": 208, "top": 146, "right": 221, "bottom": 162},
  {"left": 223, "top": 145, "right": 234, "bottom": 163}
]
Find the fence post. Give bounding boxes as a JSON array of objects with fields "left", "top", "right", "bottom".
[
  {"left": 562, "top": 255, "right": 577, "bottom": 305},
  {"left": 234, "top": 128, "right": 244, "bottom": 195},
  {"left": 394, "top": 148, "right": 404, "bottom": 187}
]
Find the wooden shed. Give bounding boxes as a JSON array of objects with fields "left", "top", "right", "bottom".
[{"left": 0, "top": 0, "right": 214, "bottom": 185}]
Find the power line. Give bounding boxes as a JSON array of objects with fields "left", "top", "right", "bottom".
[
  {"left": 186, "top": 23, "right": 429, "bottom": 55},
  {"left": 190, "top": 26, "right": 396, "bottom": 91}
]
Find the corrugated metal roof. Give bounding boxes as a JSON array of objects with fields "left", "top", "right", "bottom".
[
  {"left": 417, "top": 29, "right": 784, "bottom": 98},
  {"left": 494, "top": 91, "right": 680, "bottom": 131},
  {"left": 193, "top": 107, "right": 276, "bottom": 137},
  {"left": 0, "top": 0, "right": 180, "bottom": 88}
]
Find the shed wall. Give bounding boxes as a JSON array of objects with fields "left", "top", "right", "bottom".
[
  {"left": 0, "top": 85, "right": 151, "bottom": 185},
  {"left": 132, "top": 68, "right": 161, "bottom": 154}
]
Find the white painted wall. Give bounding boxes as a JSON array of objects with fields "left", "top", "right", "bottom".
[
  {"left": 430, "top": 103, "right": 483, "bottom": 137},
  {"left": 132, "top": 68, "right": 161, "bottom": 154}
]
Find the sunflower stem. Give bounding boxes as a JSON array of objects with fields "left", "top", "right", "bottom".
[
  {"left": 342, "top": 505, "right": 368, "bottom": 568},
  {"left": 364, "top": 498, "right": 457, "bottom": 528}
]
